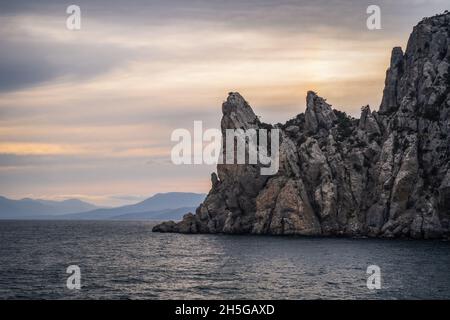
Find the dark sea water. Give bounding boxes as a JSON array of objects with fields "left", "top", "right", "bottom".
[{"left": 0, "top": 220, "right": 449, "bottom": 299}]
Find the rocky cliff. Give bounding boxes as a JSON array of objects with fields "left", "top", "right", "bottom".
[{"left": 154, "top": 12, "right": 450, "bottom": 239}]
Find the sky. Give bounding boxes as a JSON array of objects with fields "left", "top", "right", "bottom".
[{"left": 0, "top": 0, "right": 448, "bottom": 206}]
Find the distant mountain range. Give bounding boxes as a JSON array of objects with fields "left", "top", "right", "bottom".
[
  {"left": 0, "top": 192, "right": 206, "bottom": 220},
  {"left": 0, "top": 196, "right": 99, "bottom": 219}
]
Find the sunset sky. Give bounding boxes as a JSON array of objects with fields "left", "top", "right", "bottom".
[{"left": 0, "top": 0, "right": 448, "bottom": 206}]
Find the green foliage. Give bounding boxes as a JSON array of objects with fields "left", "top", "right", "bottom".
[
  {"left": 352, "top": 163, "right": 363, "bottom": 172},
  {"left": 393, "top": 136, "right": 400, "bottom": 153},
  {"left": 334, "top": 110, "right": 354, "bottom": 139},
  {"left": 354, "top": 140, "right": 368, "bottom": 148},
  {"left": 422, "top": 106, "right": 440, "bottom": 121},
  {"left": 445, "top": 65, "right": 450, "bottom": 85}
]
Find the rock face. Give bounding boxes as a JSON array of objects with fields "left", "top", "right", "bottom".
[{"left": 153, "top": 12, "right": 450, "bottom": 239}]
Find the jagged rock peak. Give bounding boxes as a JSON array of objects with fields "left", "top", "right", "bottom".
[
  {"left": 153, "top": 12, "right": 450, "bottom": 239},
  {"left": 221, "top": 92, "right": 258, "bottom": 129},
  {"left": 379, "top": 47, "right": 405, "bottom": 113},
  {"left": 305, "top": 91, "right": 337, "bottom": 133},
  {"left": 390, "top": 47, "right": 404, "bottom": 66},
  {"left": 380, "top": 11, "right": 450, "bottom": 114},
  {"left": 358, "top": 105, "right": 380, "bottom": 135}
]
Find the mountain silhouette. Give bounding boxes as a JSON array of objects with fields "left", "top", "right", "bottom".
[
  {"left": 46, "top": 192, "right": 205, "bottom": 220},
  {"left": 0, "top": 196, "right": 98, "bottom": 219}
]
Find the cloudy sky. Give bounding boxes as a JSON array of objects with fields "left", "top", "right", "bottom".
[{"left": 0, "top": 0, "right": 447, "bottom": 206}]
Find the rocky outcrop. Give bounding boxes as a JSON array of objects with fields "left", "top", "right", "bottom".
[
  {"left": 153, "top": 12, "right": 450, "bottom": 239},
  {"left": 305, "top": 91, "right": 337, "bottom": 133}
]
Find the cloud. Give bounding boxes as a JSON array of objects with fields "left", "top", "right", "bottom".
[
  {"left": 0, "top": 14, "right": 149, "bottom": 93},
  {"left": 0, "top": 0, "right": 448, "bottom": 205}
]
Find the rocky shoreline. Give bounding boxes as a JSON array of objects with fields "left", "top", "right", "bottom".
[{"left": 154, "top": 12, "right": 450, "bottom": 239}]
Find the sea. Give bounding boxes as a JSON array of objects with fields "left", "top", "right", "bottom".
[{"left": 1, "top": 220, "right": 449, "bottom": 299}]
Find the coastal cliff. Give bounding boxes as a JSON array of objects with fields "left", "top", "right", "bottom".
[{"left": 154, "top": 12, "right": 450, "bottom": 239}]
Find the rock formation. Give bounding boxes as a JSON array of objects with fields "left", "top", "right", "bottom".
[{"left": 153, "top": 12, "right": 450, "bottom": 239}]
